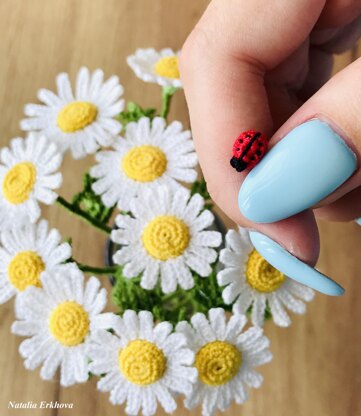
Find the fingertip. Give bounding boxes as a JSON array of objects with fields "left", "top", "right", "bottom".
[{"left": 257, "top": 209, "right": 320, "bottom": 267}]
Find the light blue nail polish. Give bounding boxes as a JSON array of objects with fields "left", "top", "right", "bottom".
[
  {"left": 239, "top": 120, "right": 357, "bottom": 223},
  {"left": 249, "top": 231, "right": 344, "bottom": 296},
  {"left": 356, "top": 218, "right": 361, "bottom": 225}
]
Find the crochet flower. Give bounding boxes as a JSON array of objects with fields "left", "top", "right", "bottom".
[
  {"left": 176, "top": 308, "right": 272, "bottom": 416},
  {"left": 0, "top": 219, "right": 71, "bottom": 303},
  {"left": 20, "top": 67, "right": 124, "bottom": 159},
  {"left": 12, "top": 265, "right": 107, "bottom": 386},
  {"left": 0, "top": 134, "right": 62, "bottom": 230},
  {"left": 127, "top": 48, "right": 182, "bottom": 88},
  {"left": 111, "top": 186, "right": 222, "bottom": 293},
  {"left": 218, "top": 228, "right": 315, "bottom": 327},
  {"left": 90, "top": 116, "right": 197, "bottom": 211},
  {"left": 87, "top": 310, "right": 197, "bottom": 416}
]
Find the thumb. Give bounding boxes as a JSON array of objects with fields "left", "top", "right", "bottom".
[{"left": 238, "top": 57, "right": 361, "bottom": 296}]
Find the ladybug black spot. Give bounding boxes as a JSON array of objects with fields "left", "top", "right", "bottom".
[{"left": 256, "top": 150, "right": 261, "bottom": 156}]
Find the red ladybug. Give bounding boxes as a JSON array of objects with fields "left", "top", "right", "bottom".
[{"left": 230, "top": 130, "right": 268, "bottom": 172}]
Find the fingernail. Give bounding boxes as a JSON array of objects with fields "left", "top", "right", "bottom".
[
  {"left": 249, "top": 231, "right": 344, "bottom": 296},
  {"left": 239, "top": 119, "right": 357, "bottom": 223},
  {"left": 356, "top": 218, "right": 361, "bottom": 225}
]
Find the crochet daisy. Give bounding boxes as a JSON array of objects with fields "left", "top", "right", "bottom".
[
  {"left": 90, "top": 116, "right": 197, "bottom": 211},
  {"left": 127, "top": 48, "right": 182, "bottom": 88},
  {"left": 12, "top": 265, "right": 107, "bottom": 386},
  {"left": 111, "top": 186, "right": 222, "bottom": 293},
  {"left": 87, "top": 310, "right": 197, "bottom": 416},
  {"left": 0, "top": 134, "right": 62, "bottom": 230},
  {"left": 20, "top": 67, "right": 124, "bottom": 159},
  {"left": 0, "top": 219, "right": 71, "bottom": 303},
  {"left": 217, "top": 228, "right": 315, "bottom": 327},
  {"left": 176, "top": 308, "right": 272, "bottom": 416}
]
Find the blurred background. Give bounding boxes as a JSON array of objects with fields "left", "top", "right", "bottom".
[{"left": 0, "top": 1, "right": 360, "bottom": 415}]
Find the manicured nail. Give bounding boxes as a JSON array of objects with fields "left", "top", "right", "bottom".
[
  {"left": 249, "top": 231, "right": 344, "bottom": 296},
  {"left": 239, "top": 120, "right": 357, "bottom": 223},
  {"left": 356, "top": 218, "right": 361, "bottom": 225}
]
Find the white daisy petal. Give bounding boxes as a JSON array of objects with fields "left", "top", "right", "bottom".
[
  {"left": 177, "top": 308, "right": 272, "bottom": 416},
  {"left": 218, "top": 227, "right": 314, "bottom": 327},
  {"left": 0, "top": 135, "right": 62, "bottom": 230},
  {"left": 0, "top": 220, "right": 72, "bottom": 303},
  {"left": 91, "top": 117, "right": 197, "bottom": 212},
  {"left": 21, "top": 67, "right": 124, "bottom": 159},
  {"left": 127, "top": 48, "right": 182, "bottom": 88},
  {"left": 112, "top": 185, "right": 221, "bottom": 294},
  {"left": 87, "top": 311, "right": 195, "bottom": 416},
  {"left": 12, "top": 266, "right": 107, "bottom": 386},
  {"left": 268, "top": 295, "right": 291, "bottom": 327}
]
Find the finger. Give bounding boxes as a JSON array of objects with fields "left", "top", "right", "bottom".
[
  {"left": 312, "top": 14, "right": 361, "bottom": 54},
  {"left": 317, "top": 0, "right": 361, "bottom": 27},
  {"left": 238, "top": 57, "right": 361, "bottom": 224},
  {"left": 180, "top": 0, "right": 325, "bottom": 265},
  {"left": 315, "top": 186, "right": 361, "bottom": 222}
]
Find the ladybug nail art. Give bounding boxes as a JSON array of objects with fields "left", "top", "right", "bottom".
[{"left": 230, "top": 130, "right": 269, "bottom": 172}]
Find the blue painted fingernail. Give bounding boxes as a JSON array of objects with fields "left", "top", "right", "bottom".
[
  {"left": 249, "top": 231, "right": 344, "bottom": 296},
  {"left": 239, "top": 119, "right": 357, "bottom": 223},
  {"left": 356, "top": 218, "right": 361, "bottom": 225}
]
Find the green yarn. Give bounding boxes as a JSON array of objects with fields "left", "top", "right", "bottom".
[
  {"left": 160, "top": 86, "right": 178, "bottom": 119},
  {"left": 118, "top": 102, "right": 157, "bottom": 127},
  {"left": 56, "top": 173, "right": 114, "bottom": 235},
  {"left": 55, "top": 91, "right": 273, "bottom": 326},
  {"left": 111, "top": 262, "right": 231, "bottom": 325},
  {"left": 72, "top": 173, "right": 114, "bottom": 224}
]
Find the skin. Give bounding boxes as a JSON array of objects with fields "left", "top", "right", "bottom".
[{"left": 180, "top": 0, "right": 361, "bottom": 266}]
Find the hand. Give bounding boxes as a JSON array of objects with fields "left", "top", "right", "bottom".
[{"left": 180, "top": 0, "right": 361, "bottom": 294}]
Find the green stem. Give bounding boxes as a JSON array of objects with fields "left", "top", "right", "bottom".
[
  {"left": 77, "top": 263, "right": 118, "bottom": 275},
  {"left": 160, "top": 86, "right": 178, "bottom": 119},
  {"left": 162, "top": 290, "right": 181, "bottom": 303},
  {"left": 56, "top": 196, "right": 112, "bottom": 235}
]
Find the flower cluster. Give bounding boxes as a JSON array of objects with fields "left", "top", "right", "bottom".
[{"left": 0, "top": 48, "right": 316, "bottom": 416}]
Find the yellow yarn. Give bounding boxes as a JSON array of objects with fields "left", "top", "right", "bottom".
[
  {"left": 2, "top": 162, "right": 36, "bottom": 204},
  {"left": 195, "top": 341, "right": 242, "bottom": 386},
  {"left": 121, "top": 145, "right": 167, "bottom": 182},
  {"left": 8, "top": 251, "right": 44, "bottom": 291},
  {"left": 118, "top": 339, "right": 167, "bottom": 385},
  {"left": 57, "top": 101, "right": 97, "bottom": 133},
  {"left": 246, "top": 249, "right": 285, "bottom": 293},
  {"left": 142, "top": 215, "right": 190, "bottom": 261},
  {"left": 154, "top": 56, "right": 180, "bottom": 79},
  {"left": 48, "top": 301, "right": 90, "bottom": 346}
]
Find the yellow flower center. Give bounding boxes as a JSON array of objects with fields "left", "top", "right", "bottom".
[
  {"left": 246, "top": 249, "right": 286, "bottom": 293},
  {"left": 57, "top": 101, "right": 98, "bottom": 133},
  {"left": 48, "top": 301, "right": 90, "bottom": 346},
  {"left": 118, "top": 339, "right": 167, "bottom": 385},
  {"left": 154, "top": 56, "right": 180, "bottom": 79},
  {"left": 195, "top": 341, "right": 242, "bottom": 386},
  {"left": 2, "top": 162, "right": 37, "bottom": 204},
  {"left": 8, "top": 251, "right": 44, "bottom": 291},
  {"left": 122, "top": 145, "right": 167, "bottom": 182},
  {"left": 142, "top": 215, "right": 190, "bottom": 261}
]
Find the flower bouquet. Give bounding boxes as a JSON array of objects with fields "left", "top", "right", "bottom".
[{"left": 0, "top": 48, "right": 314, "bottom": 416}]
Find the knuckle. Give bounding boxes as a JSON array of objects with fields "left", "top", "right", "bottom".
[{"left": 179, "top": 26, "right": 216, "bottom": 77}]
